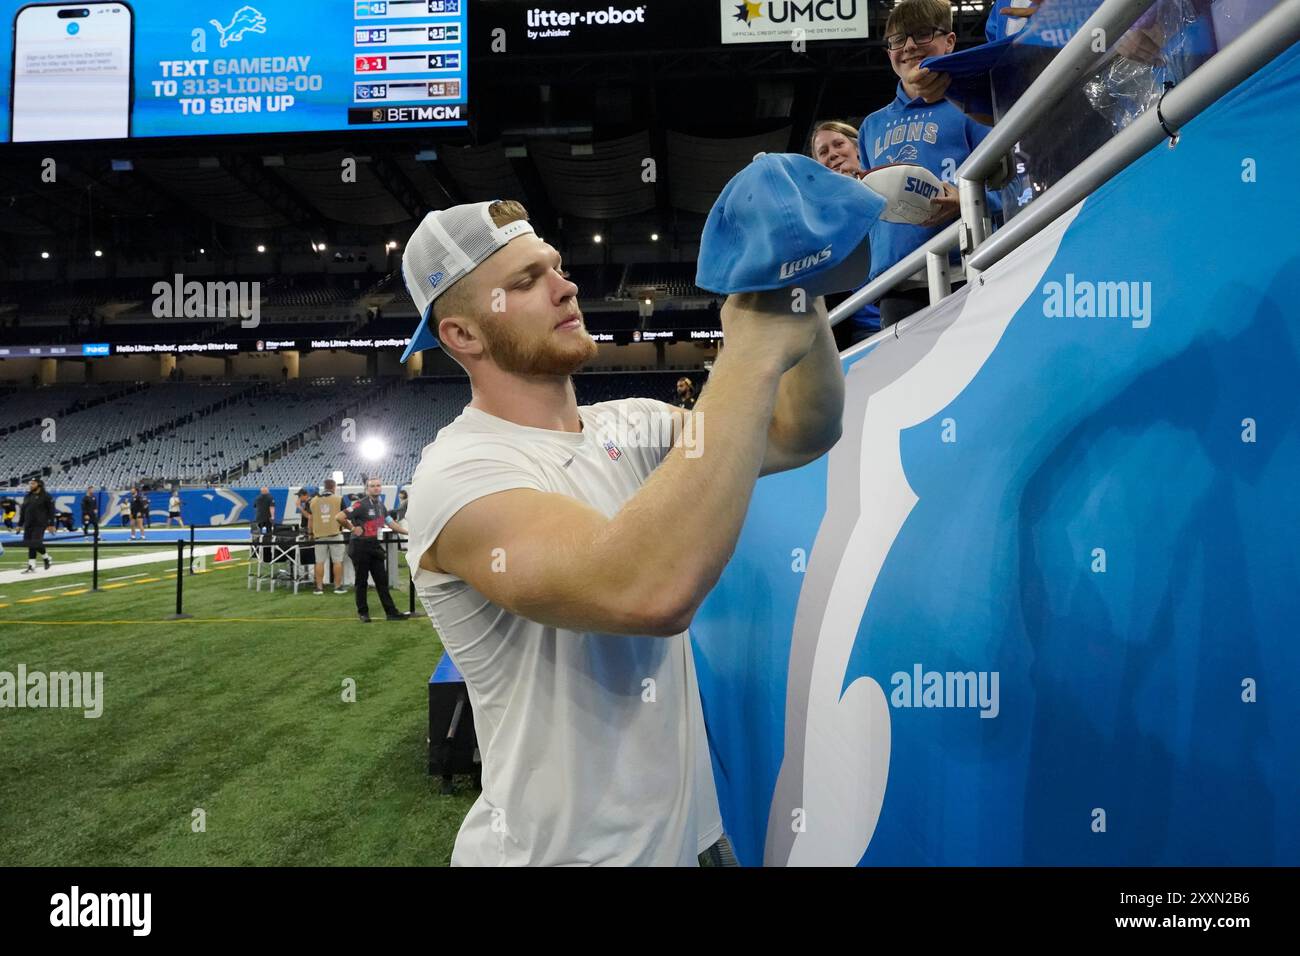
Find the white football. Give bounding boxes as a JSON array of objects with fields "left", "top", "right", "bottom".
[{"left": 860, "top": 163, "right": 944, "bottom": 224}]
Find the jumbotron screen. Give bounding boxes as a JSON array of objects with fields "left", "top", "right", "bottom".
[{"left": 1, "top": 0, "right": 469, "bottom": 144}]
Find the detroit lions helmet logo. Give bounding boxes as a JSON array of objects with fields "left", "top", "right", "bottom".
[
  {"left": 210, "top": 6, "right": 267, "bottom": 48},
  {"left": 888, "top": 144, "right": 920, "bottom": 164}
]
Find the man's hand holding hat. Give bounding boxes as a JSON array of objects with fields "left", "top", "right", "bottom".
[{"left": 720, "top": 290, "right": 821, "bottom": 375}]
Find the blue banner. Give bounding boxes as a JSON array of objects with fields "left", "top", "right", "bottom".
[{"left": 689, "top": 45, "right": 1300, "bottom": 866}]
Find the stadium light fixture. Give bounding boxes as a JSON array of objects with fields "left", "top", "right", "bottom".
[
  {"left": 359, "top": 437, "right": 387, "bottom": 461},
  {"left": 332, "top": 470, "right": 344, "bottom": 485},
  {"left": 385, "top": 241, "right": 398, "bottom": 251},
  {"left": 651, "top": 233, "right": 659, "bottom": 241},
  {"left": 199, "top": 247, "right": 205, "bottom": 254},
  {"left": 94, "top": 249, "right": 103, "bottom": 258},
  {"left": 257, "top": 244, "right": 266, "bottom": 253},
  {"left": 593, "top": 234, "right": 602, "bottom": 244},
  {"left": 40, "top": 251, "right": 50, "bottom": 259}
]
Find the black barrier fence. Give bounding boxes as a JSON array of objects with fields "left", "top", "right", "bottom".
[{"left": 15, "top": 526, "right": 417, "bottom": 619}]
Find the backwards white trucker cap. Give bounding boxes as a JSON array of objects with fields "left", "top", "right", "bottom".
[{"left": 400, "top": 201, "right": 535, "bottom": 361}]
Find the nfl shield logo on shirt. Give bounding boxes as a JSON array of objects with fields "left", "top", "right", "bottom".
[{"left": 603, "top": 439, "right": 623, "bottom": 461}]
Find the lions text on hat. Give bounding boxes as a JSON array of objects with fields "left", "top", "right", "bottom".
[
  {"left": 779, "top": 245, "right": 833, "bottom": 281},
  {"left": 695, "top": 152, "right": 884, "bottom": 296}
]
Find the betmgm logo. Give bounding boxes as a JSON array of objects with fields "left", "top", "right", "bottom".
[
  {"left": 372, "top": 105, "right": 464, "bottom": 122},
  {"left": 779, "top": 244, "right": 831, "bottom": 281},
  {"left": 152, "top": 274, "right": 261, "bottom": 329},
  {"left": 1041, "top": 273, "right": 1152, "bottom": 329}
]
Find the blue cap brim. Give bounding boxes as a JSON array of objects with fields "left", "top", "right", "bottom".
[
  {"left": 922, "top": 36, "right": 1018, "bottom": 79},
  {"left": 921, "top": 38, "right": 1018, "bottom": 118},
  {"left": 400, "top": 305, "right": 441, "bottom": 363}
]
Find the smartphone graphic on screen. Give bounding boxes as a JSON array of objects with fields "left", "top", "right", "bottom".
[{"left": 10, "top": 2, "right": 134, "bottom": 143}]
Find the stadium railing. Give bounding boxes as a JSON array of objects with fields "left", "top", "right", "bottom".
[
  {"left": 827, "top": 0, "right": 1300, "bottom": 332},
  {"left": 27, "top": 523, "right": 419, "bottom": 619}
]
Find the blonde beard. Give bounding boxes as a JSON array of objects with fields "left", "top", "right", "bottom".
[{"left": 479, "top": 317, "right": 598, "bottom": 376}]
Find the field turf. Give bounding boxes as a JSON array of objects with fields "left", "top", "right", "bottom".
[{"left": 0, "top": 559, "right": 475, "bottom": 865}]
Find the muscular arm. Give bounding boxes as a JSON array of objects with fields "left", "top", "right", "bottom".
[
  {"left": 760, "top": 297, "right": 845, "bottom": 476},
  {"left": 429, "top": 335, "right": 791, "bottom": 635},
  {"left": 426, "top": 291, "right": 832, "bottom": 636}
]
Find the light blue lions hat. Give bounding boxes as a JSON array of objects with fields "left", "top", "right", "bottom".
[
  {"left": 695, "top": 152, "right": 886, "bottom": 296},
  {"left": 400, "top": 201, "right": 536, "bottom": 362}
]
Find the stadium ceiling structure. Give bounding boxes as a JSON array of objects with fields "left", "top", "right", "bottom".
[{"left": 0, "top": 5, "right": 989, "bottom": 267}]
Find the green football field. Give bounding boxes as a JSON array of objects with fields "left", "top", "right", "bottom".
[{"left": 0, "top": 559, "right": 475, "bottom": 866}]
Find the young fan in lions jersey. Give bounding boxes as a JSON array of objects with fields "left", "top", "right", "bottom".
[{"left": 859, "top": 0, "right": 1002, "bottom": 329}]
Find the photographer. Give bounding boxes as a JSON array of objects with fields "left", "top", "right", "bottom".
[{"left": 310, "top": 479, "right": 349, "bottom": 595}]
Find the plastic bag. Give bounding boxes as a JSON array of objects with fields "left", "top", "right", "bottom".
[{"left": 1082, "top": 0, "right": 1205, "bottom": 133}]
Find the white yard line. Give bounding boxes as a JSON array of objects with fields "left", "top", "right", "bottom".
[
  {"left": 105, "top": 572, "right": 148, "bottom": 583},
  {"left": 32, "top": 581, "right": 89, "bottom": 593},
  {"left": 0, "top": 544, "right": 247, "bottom": 586}
]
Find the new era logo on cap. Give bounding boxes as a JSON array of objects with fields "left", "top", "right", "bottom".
[{"left": 428, "top": 271, "right": 445, "bottom": 288}]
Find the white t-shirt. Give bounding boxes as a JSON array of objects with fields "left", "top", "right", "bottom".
[
  {"left": 169, "top": 495, "right": 181, "bottom": 512},
  {"left": 404, "top": 398, "right": 723, "bottom": 866}
]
